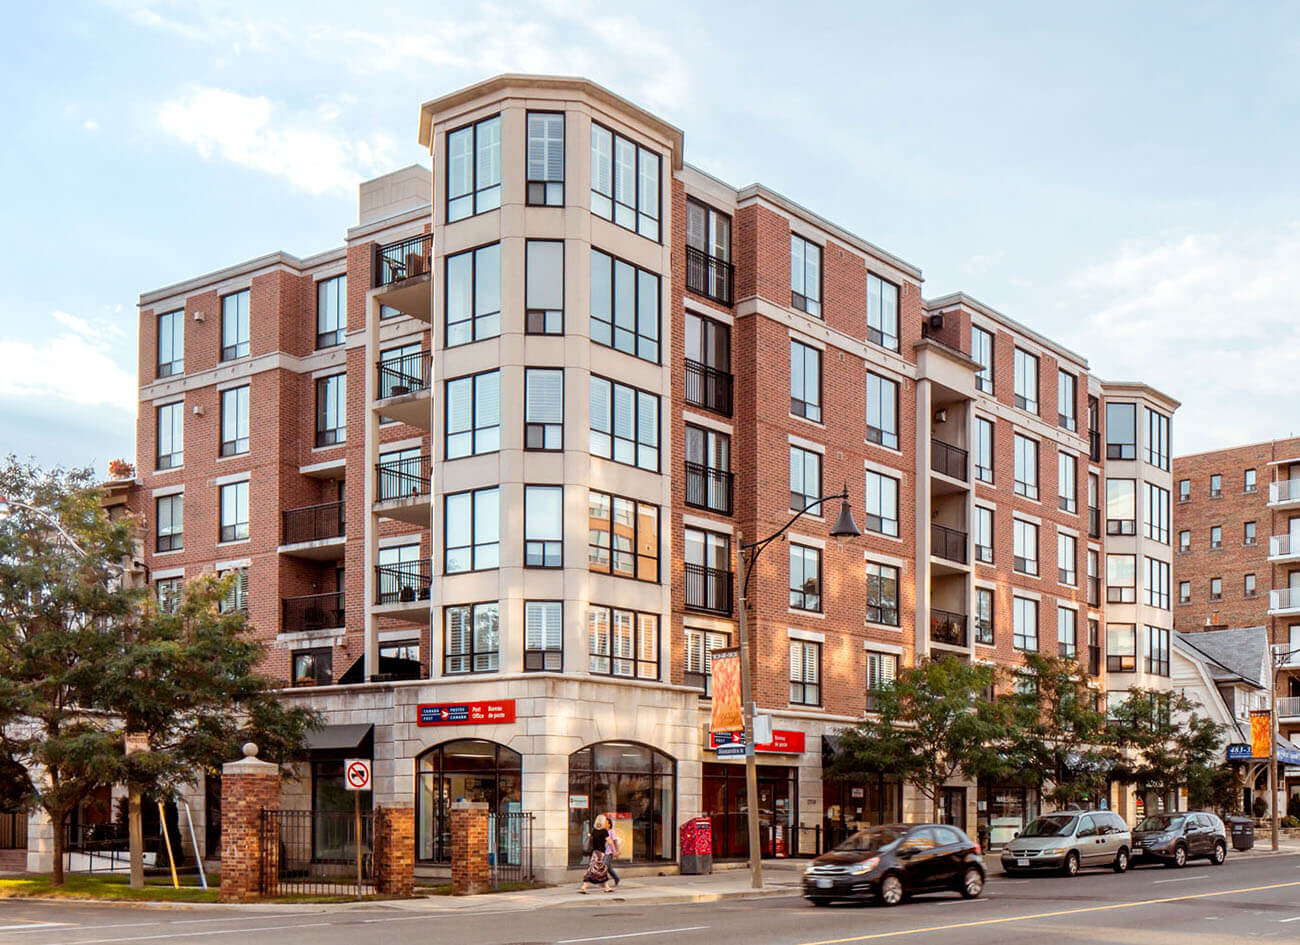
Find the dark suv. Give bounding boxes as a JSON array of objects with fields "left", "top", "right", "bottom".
[
  {"left": 803, "top": 823, "right": 985, "bottom": 906},
  {"left": 1132, "top": 811, "right": 1227, "bottom": 867}
]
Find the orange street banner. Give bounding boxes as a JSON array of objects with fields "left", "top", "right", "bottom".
[
  {"left": 1250, "top": 709, "right": 1272, "bottom": 758},
  {"left": 710, "top": 647, "right": 743, "bottom": 734}
]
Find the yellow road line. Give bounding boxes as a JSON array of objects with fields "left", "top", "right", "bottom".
[{"left": 796, "top": 880, "right": 1300, "bottom": 945}]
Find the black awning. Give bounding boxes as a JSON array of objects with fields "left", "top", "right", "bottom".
[{"left": 304, "top": 723, "right": 374, "bottom": 758}]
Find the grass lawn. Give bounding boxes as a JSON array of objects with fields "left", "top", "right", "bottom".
[{"left": 0, "top": 873, "right": 220, "bottom": 902}]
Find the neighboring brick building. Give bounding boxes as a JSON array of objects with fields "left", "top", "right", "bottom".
[{"left": 125, "top": 74, "right": 1179, "bottom": 881}]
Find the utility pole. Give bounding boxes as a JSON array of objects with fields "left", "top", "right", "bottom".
[{"left": 735, "top": 533, "right": 762, "bottom": 890}]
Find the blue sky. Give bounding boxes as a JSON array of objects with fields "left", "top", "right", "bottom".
[{"left": 3, "top": 0, "right": 1299, "bottom": 472}]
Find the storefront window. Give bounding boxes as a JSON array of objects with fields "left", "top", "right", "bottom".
[
  {"left": 416, "top": 739, "right": 521, "bottom": 863},
  {"left": 702, "top": 762, "right": 800, "bottom": 859},
  {"left": 821, "top": 777, "right": 902, "bottom": 849},
  {"left": 568, "top": 742, "right": 675, "bottom": 865},
  {"left": 977, "top": 782, "right": 1040, "bottom": 850},
  {"left": 313, "top": 760, "right": 373, "bottom": 861}
]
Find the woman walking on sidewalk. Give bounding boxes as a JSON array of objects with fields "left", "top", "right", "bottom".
[
  {"left": 605, "top": 814, "right": 622, "bottom": 888},
  {"left": 579, "top": 814, "right": 615, "bottom": 894}
]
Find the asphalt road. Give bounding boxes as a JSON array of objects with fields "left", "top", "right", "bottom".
[{"left": 3, "top": 854, "right": 1300, "bottom": 945}]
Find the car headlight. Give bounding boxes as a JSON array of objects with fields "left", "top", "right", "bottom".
[
  {"left": 1041, "top": 848, "right": 1066, "bottom": 855},
  {"left": 849, "top": 856, "right": 880, "bottom": 874},
  {"left": 804, "top": 864, "right": 818, "bottom": 874}
]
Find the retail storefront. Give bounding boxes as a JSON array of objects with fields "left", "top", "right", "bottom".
[
  {"left": 567, "top": 742, "right": 676, "bottom": 865},
  {"left": 702, "top": 761, "right": 799, "bottom": 858},
  {"left": 417, "top": 739, "right": 521, "bottom": 862},
  {"left": 977, "top": 781, "right": 1040, "bottom": 849},
  {"left": 820, "top": 735, "right": 902, "bottom": 848}
]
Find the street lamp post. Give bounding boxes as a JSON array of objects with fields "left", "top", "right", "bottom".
[
  {"left": 734, "top": 486, "right": 861, "bottom": 889},
  {"left": 1269, "top": 643, "right": 1300, "bottom": 852}
]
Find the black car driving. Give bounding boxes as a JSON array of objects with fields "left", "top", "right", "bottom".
[
  {"left": 1132, "top": 811, "right": 1228, "bottom": 867},
  {"left": 803, "top": 823, "right": 985, "bottom": 906}
]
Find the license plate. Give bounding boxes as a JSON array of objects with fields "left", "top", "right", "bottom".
[
  {"left": 1016, "top": 858, "right": 1029, "bottom": 867},
  {"left": 815, "top": 878, "right": 833, "bottom": 888}
]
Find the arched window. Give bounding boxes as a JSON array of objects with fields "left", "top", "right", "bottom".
[
  {"left": 416, "top": 739, "right": 521, "bottom": 862},
  {"left": 568, "top": 741, "right": 675, "bottom": 865}
]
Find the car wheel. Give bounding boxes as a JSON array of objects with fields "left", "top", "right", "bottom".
[
  {"left": 878, "top": 873, "right": 904, "bottom": 907},
  {"left": 1113, "top": 847, "right": 1130, "bottom": 873},
  {"left": 810, "top": 898, "right": 831, "bottom": 907},
  {"left": 1211, "top": 841, "right": 1226, "bottom": 865},
  {"left": 1062, "top": 851, "right": 1080, "bottom": 877},
  {"left": 960, "top": 866, "right": 984, "bottom": 899},
  {"left": 1167, "top": 844, "right": 1186, "bottom": 868}
]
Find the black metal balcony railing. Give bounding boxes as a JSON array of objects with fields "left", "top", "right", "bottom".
[
  {"left": 684, "top": 359, "right": 733, "bottom": 416},
  {"left": 684, "top": 462, "right": 734, "bottom": 516},
  {"left": 374, "top": 561, "right": 432, "bottom": 605},
  {"left": 374, "top": 234, "right": 433, "bottom": 288},
  {"left": 376, "top": 454, "right": 432, "bottom": 502},
  {"left": 1088, "top": 506, "right": 1101, "bottom": 538},
  {"left": 931, "top": 523, "right": 968, "bottom": 563},
  {"left": 931, "top": 438, "right": 968, "bottom": 481},
  {"left": 1089, "top": 430, "right": 1102, "bottom": 463},
  {"left": 931, "top": 609, "right": 968, "bottom": 647},
  {"left": 1086, "top": 645, "right": 1102, "bottom": 676},
  {"left": 377, "top": 350, "right": 432, "bottom": 399},
  {"left": 684, "top": 563, "right": 733, "bottom": 615},
  {"left": 282, "top": 592, "right": 345, "bottom": 634},
  {"left": 282, "top": 501, "right": 345, "bottom": 545},
  {"left": 685, "top": 245, "right": 735, "bottom": 306}
]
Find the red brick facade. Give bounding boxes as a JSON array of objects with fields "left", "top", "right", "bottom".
[{"left": 218, "top": 755, "right": 280, "bottom": 903}]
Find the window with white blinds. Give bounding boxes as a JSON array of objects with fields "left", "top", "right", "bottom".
[
  {"left": 524, "top": 485, "right": 563, "bottom": 568},
  {"left": 684, "top": 628, "right": 729, "bottom": 695},
  {"left": 588, "top": 606, "right": 659, "bottom": 679},
  {"left": 590, "top": 122, "right": 660, "bottom": 240},
  {"left": 866, "top": 651, "right": 897, "bottom": 711},
  {"left": 444, "top": 602, "right": 499, "bottom": 675},
  {"left": 789, "top": 640, "right": 821, "bottom": 705},
  {"left": 524, "top": 368, "right": 563, "bottom": 450},
  {"left": 525, "top": 240, "right": 564, "bottom": 334},
  {"left": 589, "top": 376, "right": 658, "bottom": 470},
  {"left": 447, "top": 115, "right": 501, "bottom": 221},
  {"left": 524, "top": 600, "right": 563, "bottom": 671},
  {"left": 446, "top": 370, "right": 500, "bottom": 458},
  {"left": 218, "top": 567, "right": 247, "bottom": 614},
  {"left": 526, "top": 112, "right": 564, "bottom": 206}
]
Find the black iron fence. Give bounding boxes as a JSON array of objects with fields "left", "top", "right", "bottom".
[
  {"left": 282, "top": 592, "right": 345, "bottom": 633},
  {"left": 282, "top": 501, "right": 345, "bottom": 545},
  {"left": 377, "top": 350, "right": 431, "bottom": 399},
  {"left": 931, "top": 438, "right": 968, "bottom": 481},
  {"left": 488, "top": 811, "right": 535, "bottom": 887},
  {"left": 684, "top": 359, "right": 733, "bottom": 416},
  {"left": 375, "top": 561, "right": 432, "bottom": 605},
  {"left": 376, "top": 454, "right": 431, "bottom": 501},
  {"left": 684, "top": 462, "right": 734, "bottom": 515},
  {"left": 685, "top": 246, "right": 734, "bottom": 306},
  {"left": 63, "top": 822, "right": 162, "bottom": 873},
  {"left": 374, "top": 234, "right": 433, "bottom": 288},
  {"left": 931, "top": 608, "right": 968, "bottom": 647},
  {"left": 684, "top": 563, "right": 733, "bottom": 615},
  {"left": 260, "top": 809, "right": 373, "bottom": 898},
  {"left": 931, "top": 523, "right": 967, "bottom": 563}
]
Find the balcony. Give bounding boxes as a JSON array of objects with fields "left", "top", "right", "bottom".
[
  {"left": 931, "top": 439, "right": 968, "bottom": 482},
  {"left": 1278, "top": 697, "right": 1300, "bottom": 722},
  {"left": 282, "top": 592, "right": 345, "bottom": 634},
  {"left": 373, "top": 561, "right": 432, "bottom": 624},
  {"left": 373, "top": 234, "right": 433, "bottom": 322},
  {"left": 1270, "top": 479, "right": 1300, "bottom": 507},
  {"left": 376, "top": 350, "right": 433, "bottom": 428},
  {"left": 684, "top": 462, "right": 733, "bottom": 516},
  {"left": 375, "top": 454, "right": 432, "bottom": 527},
  {"left": 1269, "top": 587, "right": 1300, "bottom": 615},
  {"left": 931, "top": 523, "right": 968, "bottom": 564},
  {"left": 685, "top": 245, "right": 735, "bottom": 306},
  {"left": 931, "top": 609, "right": 968, "bottom": 648},
  {"left": 684, "top": 563, "right": 733, "bottom": 615},
  {"left": 684, "top": 359, "right": 733, "bottom": 416},
  {"left": 279, "top": 501, "right": 345, "bottom": 560},
  {"left": 1270, "top": 534, "right": 1300, "bottom": 561}
]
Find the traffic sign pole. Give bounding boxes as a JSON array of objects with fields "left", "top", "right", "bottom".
[
  {"left": 355, "top": 790, "right": 362, "bottom": 900},
  {"left": 343, "top": 758, "right": 372, "bottom": 899}
]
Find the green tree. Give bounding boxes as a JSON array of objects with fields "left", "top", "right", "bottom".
[
  {"left": 999, "top": 653, "right": 1113, "bottom": 809},
  {"left": 1108, "top": 688, "right": 1225, "bottom": 811},
  {"left": 831, "top": 655, "right": 1008, "bottom": 821}
]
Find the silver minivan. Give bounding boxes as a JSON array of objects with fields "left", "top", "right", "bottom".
[{"left": 1000, "top": 810, "right": 1132, "bottom": 876}]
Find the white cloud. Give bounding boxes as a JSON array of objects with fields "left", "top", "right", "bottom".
[
  {"left": 1061, "top": 228, "right": 1300, "bottom": 453},
  {"left": 0, "top": 318, "right": 137, "bottom": 415},
  {"left": 157, "top": 87, "right": 397, "bottom": 195},
  {"left": 83, "top": 119, "right": 99, "bottom": 130}
]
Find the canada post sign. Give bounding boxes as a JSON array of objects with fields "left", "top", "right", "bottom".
[{"left": 418, "top": 700, "right": 516, "bottom": 726}]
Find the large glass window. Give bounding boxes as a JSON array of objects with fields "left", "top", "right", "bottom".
[
  {"left": 1107, "top": 554, "right": 1136, "bottom": 603},
  {"left": 1107, "top": 624, "right": 1136, "bottom": 673},
  {"left": 790, "top": 640, "right": 821, "bottom": 705},
  {"left": 526, "top": 112, "right": 564, "bottom": 206},
  {"left": 1144, "top": 483, "right": 1170, "bottom": 544},
  {"left": 568, "top": 743, "right": 675, "bottom": 866},
  {"left": 866, "top": 562, "right": 899, "bottom": 625},
  {"left": 221, "top": 289, "right": 250, "bottom": 361},
  {"left": 1106, "top": 402, "right": 1137, "bottom": 459},
  {"left": 1057, "top": 606, "right": 1077, "bottom": 658},
  {"left": 685, "top": 628, "right": 729, "bottom": 695},
  {"left": 418, "top": 740, "right": 521, "bottom": 864},
  {"left": 447, "top": 115, "right": 502, "bottom": 221},
  {"left": 315, "top": 373, "right": 346, "bottom": 447},
  {"left": 866, "top": 372, "right": 899, "bottom": 449},
  {"left": 975, "top": 588, "right": 994, "bottom": 645},
  {"left": 790, "top": 446, "right": 822, "bottom": 512},
  {"left": 1144, "top": 408, "right": 1170, "bottom": 470},
  {"left": 1145, "top": 557, "right": 1171, "bottom": 610},
  {"left": 1106, "top": 478, "right": 1136, "bottom": 535},
  {"left": 1013, "top": 597, "right": 1038, "bottom": 652},
  {"left": 157, "top": 310, "right": 184, "bottom": 377},
  {"left": 444, "top": 487, "right": 499, "bottom": 573},
  {"left": 1145, "top": 625, "right": 1170, "bottom": 676},
  {"left": 1057, "top": 370, "right": 1076, "bottom": 431},
  {"left": 789, "top": 544, "right": 822, "bottom": 612},
  {"left": 590, "top": 248, "right": 660, "bottom": 362},
  {"left": 686, "top": 199, "right": 732, "bottom": 304},
  {"left": 970, "top": 325, "right": 993, "bottom": 394},
  {"left": 866, "top": 274, "right": 899, "bottom": 351},
  {"left": 524, "top": 485, "right": 563, "bottom": 568},
  {"left": 684, "top": 528, "right": 731, "bottom": 614},
  {"left": 316, "top": 275, "right": 346, "bottom": 349},
  {"left": 589, "top": 377, "right": 658, "bottom": 471},
  {"left": 156, "top": 401, "right": 183, "bottom": 469},
  {"left": 590, "top": 123, "right": 660, "bottom": 240},
  {"left": 1058, "top": 452, "right": 1077, "bottom": 513},
  {"left": 525, "top": 601, "right": 563, "bottom": 671},
  {"left": 684, "top": 424, "right": 731, "bottom": 514},
  {"left": 445, "top": 370, "right": 500, "bottom": 458},
  {"left": 1013, "top": 519, "right": 1038, "bottom": 575},
  {"left": 865, "top": 470, "right": 899, "bottom": 537},
  {"left": 974, "top": 417, "right": 994, "bottom": 483},
  {"left": 1014, "top": 434, "right": 1038, "bottom": 499},
  {"left": 525, "top": 368, "right": 563, "bottom": 451},
  {"left": 589, "top": 607, "right": 659, "bottom": 679},
  {"left": 293, "top": 649, "right": 331, "bottom": 687},
  {"left": 444, "top": 602, "right": 499, "bottom": 674},
  {"left": 218, "top": 567, "right": 248, "bottom": 614},
  {"left": 219, "top": 481, "right": 249, "bottom": 542},
  {"left": 445, "top": 243, "right": 501, "bottom": 346},
  {"left": 866, "top": 651, "right": 898, "bottom": 711},
  {"left": 1013, "top": 348, "right": 1038, "bottom": 413},
  {"left": 220, "top": 385, "right": 249, "bottom": 457},
  {"left": 975, "top": 506, "right": 993, "bottom": 563},
  {"left": 156, "top": 494, "right": 182, "bottom": 552},
  {"left": 587, "top": 491, "right": 658, "bottom": 582},
  {"left": 790, "top": 235, "right": 822, "bottom": 316},
  {"left": 1058, "top": 532, "right": 1077, "bottom": 585},
  {"left": 525, "top": 240, "right": 564, "bottom": 334},
  {"left": 790, "top": 340, "right": 822, "bottom": 421}
]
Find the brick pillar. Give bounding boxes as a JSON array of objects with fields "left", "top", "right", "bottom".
[
  {"left": 219, "top": 743, "right": 281, "bottom": 903},
  {"left": 450, "top": 801, "right": 489, "bottom": 895},
  {"left": 373, "top": 806, "right": 415, "bottom": 897}
]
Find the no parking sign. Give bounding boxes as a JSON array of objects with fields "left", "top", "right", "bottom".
[{"left": 344, "top": 758, "right": 372, "bottom": 791}]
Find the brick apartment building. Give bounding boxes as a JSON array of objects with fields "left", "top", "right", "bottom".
[
  {"left": 98, "top": 74, "right": 1182, "bottom": 880},
  {"left": 1173, "top": 437, "right": 1300, "bottom": 797}
]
